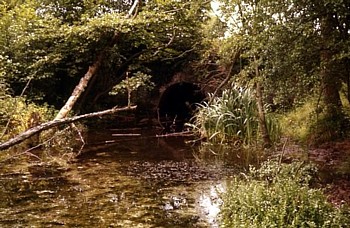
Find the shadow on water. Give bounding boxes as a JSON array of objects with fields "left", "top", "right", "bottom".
[{"left": 0, "top": 129, "right": 233, "bottom": 227}]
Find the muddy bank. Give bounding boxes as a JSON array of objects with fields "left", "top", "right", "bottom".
[{"left": 282, "top": 139, "right": 350, "bottom": 206}]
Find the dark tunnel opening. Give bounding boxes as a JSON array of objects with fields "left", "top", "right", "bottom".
[{"left": 158, "top": 82, "right": 205, "bottom": 132}]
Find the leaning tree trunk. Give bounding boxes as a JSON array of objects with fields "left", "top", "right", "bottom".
[
  {"left": 209, "top": 48, "right": 241, "bottom": 104},
  {"left": 0, "top": 106, "right": 136, "bottom": 151},
  {"left": 54, "top": 53, "right": 109, "bottom": 120},
  {"left": 54, "top": 0, "right": 140, "bottom": 120}
]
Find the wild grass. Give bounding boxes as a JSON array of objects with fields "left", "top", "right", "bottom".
[
  {"left": 0, "top": 94, "right": 85, "bottom": 163},
  {"left": 0, "top": 96, "right": 56, "bottom": 142},
  {"left": 279, "top": 94, "right": 350, "bottom": 144},
  {"left": 278, "top": 98, "right": 317, "bottom": 143}
]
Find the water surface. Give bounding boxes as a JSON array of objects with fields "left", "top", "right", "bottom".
[{"left": 0, "top": 129, "right": 227, "bottom": 227}]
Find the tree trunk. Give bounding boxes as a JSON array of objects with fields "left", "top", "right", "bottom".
[
  {"left": 254, "top": 55, "right": 271, "bottom": 148},
  {"left": 209, "top": 48, "right": 241, "bottom": 104},
  {"left": 321, "top": 50, "right": 341, "bottom": 115},
  {"left": 321, "top": 13, "right": 342, "bottom": 118},
  {"left": 256, "top": 81, "right": 272, "bottom": 148},
  {"left": 0, "top": 106, "right": 136, "bottom": 151}
]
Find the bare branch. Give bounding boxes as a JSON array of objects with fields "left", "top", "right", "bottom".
[
  {"left": 127, "top": 0, "right": 140, "bottom": 19},
  {"left": 152, "top": 30, "right": 176, "bottom": 57},
  {"left": 70, "top": 123, "right": 85, "bottom": 156},
  {"left": 209, "top": 48, "right": 241, "bottom": 104}
]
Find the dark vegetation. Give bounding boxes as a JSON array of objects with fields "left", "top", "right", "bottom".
[{"left": 1, "top": 0, "right": 350, "bottom": 226}]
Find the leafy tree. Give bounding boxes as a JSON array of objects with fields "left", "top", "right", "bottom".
[
  {"left": 0, "top": 0, "right": 209, "bottom": 113},
  {"left": 215, "top": 0, "right": 350, "bottom": 141},
  {"left": 36, "top": 0, "right": 135, "bottom": 24}
]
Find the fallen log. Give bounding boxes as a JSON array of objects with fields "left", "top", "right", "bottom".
[
  {"left": 111, "top": 133, "right": 141, "bottom": 137},
  {"left": 156, "top": 131, "right": 194, "bottom": 138},
  {"left": 0, "top": 105, "right": 136, "bottom": 151}
]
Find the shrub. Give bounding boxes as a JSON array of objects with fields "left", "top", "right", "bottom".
[
  {"left": 0, "top": 95, "right": 56, "bottom": 142},
  {"left": 220, "top": 160, "right": 350, "bottom": 227}
]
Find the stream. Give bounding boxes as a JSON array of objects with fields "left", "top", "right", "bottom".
[{"left": 0, "top": 129, "right": 231, "bottom": 227}]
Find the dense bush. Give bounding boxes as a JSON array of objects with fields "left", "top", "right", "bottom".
[{"left": 220, "top": 160, "right": 350, "bottom": 227}]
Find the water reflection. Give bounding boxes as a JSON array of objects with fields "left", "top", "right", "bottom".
[
  {"left": 0, "top": 129, "right": 231, "bottom": 227},
  {"left": 198, "top": 183, "right": 225, "bottom": 227}
]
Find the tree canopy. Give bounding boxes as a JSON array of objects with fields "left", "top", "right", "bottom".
[
  {"left": 212, "top": 0, "right": 350, "bottom": 139},
  {"left": 0, "top": 0, "right": 210, "bottom": 110},
  {"left": 1, "top": 0, "right": 350, "bottom": 142}
]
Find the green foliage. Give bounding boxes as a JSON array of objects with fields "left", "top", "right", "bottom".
[
  {"left": 36, "top": 0, "right": 134, "bottom": 24},
  {"left": 109, "top": 71, "right": 154, "bottom": 105},
  {"left": 109, "top": 72, "right": 154, "bottom": 95},
  {"left": 0, "top": 84, "right": 83, "bottom": 155},
  {"left": 0, "top": 0, "right": 208, "bottom": 107},
  {"left": 308, "top": 110, "right": 349, "bottom": 145},
  {"left": 215, "top": 0, "right": 350, "bottom": 131},
  {"left": 189, "top": 86, "right": 280, "bottom": 147},
  {"left": 279, "top": 96, "right": 350, "bottom": 144},
  {"left": 0, "top": 79, "right": 11, "bottom": 126},
  {"left": 191, "top": 86, "right": 258, "bottom": 145},
  {"left": 220, "top": 160, "right": 350, "bottom": 227},
  {"left": 0, "top": 95, "right": 56, "bottom": 142}
]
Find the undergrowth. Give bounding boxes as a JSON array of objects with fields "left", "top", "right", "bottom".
[
  {"left": 279, "top": 95, "right": 350, "bottom": 144},
  {"left": 0, "top": 94, "right": 85, "bottom": 164},
  {"left": 0, "top": 96, "right": 56, "bottom": 142},
  {"left": 220, "top": 160, "right": 350, "bottom": 227},
  {"left": 278, "top": 98, "right": 316, "bottom": 143}
]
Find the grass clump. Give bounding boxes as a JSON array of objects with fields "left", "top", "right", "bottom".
[
  {"left": 0, "top": 95, "right": 86, "bottom": 166},
  {"left": 220, "top": 160, "right": 350, "bottom": 227},
  {"left": 189, "top": 86, "right": 280, "bottom": 147}
]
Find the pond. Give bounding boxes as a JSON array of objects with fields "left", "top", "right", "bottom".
[{"left": 0, "top": 129, "right": 231, "bottom": 227}]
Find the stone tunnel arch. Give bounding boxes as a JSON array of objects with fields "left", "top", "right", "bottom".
[{"left": 158, "top": 82, "right": 205, "bottom": 131}]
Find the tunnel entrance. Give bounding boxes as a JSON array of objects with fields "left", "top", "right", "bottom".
[{"left": 158, "top": 82, "right": 205, "bottom": 132}]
